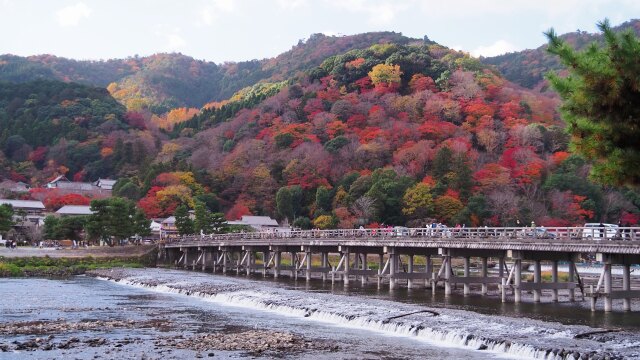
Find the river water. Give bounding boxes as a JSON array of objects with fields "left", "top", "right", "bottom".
[{"left": 1, "top": 268, "right": 639, "bottom": 359}]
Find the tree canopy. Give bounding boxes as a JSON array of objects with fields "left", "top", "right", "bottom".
[
  {"left": 86, "top": 197, "right": 150, "bottom": 246},
  {"left": 545, "top": 19, "right": 640, "bottom": 186},
  {"left": 0, "top": 204, "right": 13, "bottom": 233}
]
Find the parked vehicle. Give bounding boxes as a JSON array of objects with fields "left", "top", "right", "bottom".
[{"left": 582, "top": 223, "right": 619, "bottom": 239}]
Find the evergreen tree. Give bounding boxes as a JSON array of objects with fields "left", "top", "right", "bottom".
[
  {"left": 86, "top": 197, "right": 149, "bottom": 246},
  {"left": 210, "top": 212, "right": 228, "bottom": 234},
  {"left": 174, "top": 204, "right": 195, "bottom": 235},
  {"left": 0, "top": 204, "right": 13, "bottom": 233},
  {"left": 545, "top": 19, "right": 640, "bottom": 186},
  {"left": 194, "top": 201, "right": 213, "bottom": 234}
]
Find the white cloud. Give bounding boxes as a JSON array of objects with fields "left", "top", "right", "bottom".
[
  {"left": 471, "top": 40, "right": 518, "bottom": 57},
  {"left": 166, "top": 33, "right": 186, "bottom": 51},
  {"left": 323, "top": 0, "right": 412, "bottom": 26},
  {"left": 276, "top": 0, "right": 308, "bottom": 10},
  {"left": 200, "top": 0, "right": 236, "bottom": 26},
  {"left": 56, "top": 2, "right": 91, "bottom": 27}
]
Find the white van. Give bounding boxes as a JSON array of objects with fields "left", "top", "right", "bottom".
[{"left": 582, "top": 223, "right": 619, "bottom": 240}]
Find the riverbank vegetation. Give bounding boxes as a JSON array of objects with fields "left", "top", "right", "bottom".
[{"left": 0, "top": 254, "right": 155, "bottom": 277}]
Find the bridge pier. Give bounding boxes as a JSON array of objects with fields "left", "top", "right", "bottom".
[
  {"left": 377, "top": 254, "right": 384, "bottom": 288},
  {"left": 514, "top": 258, "right": 522, "bottom": 303},
  {"left": 463, "top": 256, "right": 470, "bottom": 296},
  {"left": 568, "top": 260, "right": 576, "bottom": 302},
  {"left": 444, "top": 255, "right": 451, "bottom": 295},
  {"left": 533, "top": 260, "right": 541, "bottom": 302},
  {"left": 425, "top": 255, "right": 432, "bottom": 289},
  {"left": 407, "top": 255, "right": 414, "bottom": 289},
  {"left": 551, "top": 260, "right": 558, "bottom": 302},
  {"left": 273, "top": 251, "right": 281, "bottom": 278},
  {"left": 343, "top": 249, "right": 350, "bottom": 286},
  {"left": 360, "top": 253, "right": 368, "bottom": 285},
  {"left": 322, "top": 252, "right": 328, "bottom": 281},
  {"left": 481, "top": 257, "right": 488, "bottom": 295},
  {"left": 389, "top": 251, "right": 397, "bottom": 290},
  {"left": 623, "top": 264, "right": 631, "bottom": 311}
]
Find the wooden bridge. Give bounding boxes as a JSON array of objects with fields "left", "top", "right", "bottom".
[{"left": 161, "top": 226, "right": 640, "bottom": 312}]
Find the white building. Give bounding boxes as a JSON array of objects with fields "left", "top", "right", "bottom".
[
  {"left": 55, "top": 205, "right": 93, "bottom": 216},
  {"left": 226, "top": 215, "right": 279, "bottom": 231}
]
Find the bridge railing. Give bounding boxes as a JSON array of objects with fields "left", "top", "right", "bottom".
[{"left": 169, "top": 226, "right": 640, "bottom": 244}]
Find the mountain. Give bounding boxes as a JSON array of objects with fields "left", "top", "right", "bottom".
[
  {"left": 482, "top": 19, "right": 640, "bottom": 89},
  {"left": 0, "top": 31, "right": 638, "bottom": 227},
  {"left": 0, "top": 32, "right": 416, "bottom": 114}
]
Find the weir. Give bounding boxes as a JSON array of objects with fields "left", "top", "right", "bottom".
[{"left": 162, "top": 226, "right": 640, "bottom": 312}]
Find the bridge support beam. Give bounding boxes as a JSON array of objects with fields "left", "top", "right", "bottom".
[
  {"left": 568, "top": 260, "right": 576, "bottom": 302},
  {"left": 274, "top": 252, "right": 281, "bottom": 278},
  {"left": 389, "top": 250, "right": 397, "bottom": 290},
  {"left": 322, "top": 252, "right": 328, "bottom": 281},
  {"left": 514, "top": 259, "right": 522, "bottom": 303},
  {"left": 623, "top": 264, "right": 631, "bottom": 311},
  {"left": 407, "top": 255, "right": 414, "bottom": 289},
  {"left": 551, "top": 260, "right": 558, "bottom": 302},
  {"left": 444, "top": 256, "right": 452, "bottom": 295},
  {"left": 463, "top": 256, "right": 470, "bottom": 296},
  {"left": 604, "top": 263, "right": 612, "bottom": 312},
  {"left": 533, "top": 260, "right": 541, "bottom": 303},
  {"left": 425, "top": 255, "right": 432, "bottom": 289},
  {"left": 343, "top": 249, "right": 350, "bottom": 286},
  {"left": 361, "top": 253, "right": 368, "bottom": 285},
  {"left": 481, "top": 257, "right": 488, "bottom": 295},
  {"left": 377, "top": 254, "right": 384, "bottom": 288}
]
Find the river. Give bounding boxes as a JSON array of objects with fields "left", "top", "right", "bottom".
[{"left": 1, "top": 268, "right": 639, "bottom": 359}]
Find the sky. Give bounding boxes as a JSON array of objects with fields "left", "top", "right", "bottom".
[{"left": 0, "top": 0, "right": 639, "bottom": 63}]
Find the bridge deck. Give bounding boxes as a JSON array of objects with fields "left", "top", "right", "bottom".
[{"left": 164, "top": 227, "right": 640, "bottom": 255}]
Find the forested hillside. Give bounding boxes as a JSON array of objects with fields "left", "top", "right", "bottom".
[
  {"left": 0, "top": 80, "right": 158, "bottom": 185},
  {"left": 0, "top": 31, "right": 638, "bottom": 228},
  {"left": 0, "top": 32, "right": 414, "bottom": 114},
  {"left": 482, "top": 19, "right": 640, "bottom": 89}
]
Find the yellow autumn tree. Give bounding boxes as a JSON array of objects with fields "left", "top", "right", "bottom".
[
  {"left": 402, "top": 182, "right": 433, "bottom": 220},
  {"left": 368, "top": 64, "right": 402, "bottom": 86}
]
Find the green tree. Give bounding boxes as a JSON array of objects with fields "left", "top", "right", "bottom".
[
  {"left": 0, "top": 204, "right": 14, "bottom": 233},
  {"left": 365, "top": 169, "right": 414, "bottom": 225},
  {"left": 402, "top": 182, "right": 433, "bottom": 220},
  {"left": 210, "top": 212, "right": 228, "bottom": 234},
  {"left": 275, "top": 185, "right": 302, "bottom": 223},
  {"left": 43, "top": 215, "right": 61, "bottom": 240},
  {"left": 194, "top": 201, "right": 213, "bottom": 234},
  {"left": 545, "top": 19, "right": 640, "bottom": 186},
  {"left": 293, "top": 216, "right": 312, "bottom": 230},
  {"left": 315, "top": 186, "right": 332, "bottom": 214},
  {"left": 174, "top": 204, "right": 195, "bottom": 235},
  {"left": 113, "top": 179, "right": 141, "bottom": 200},
  {"left": 86, "top": 197, "right": 149, "bottom": 246}
]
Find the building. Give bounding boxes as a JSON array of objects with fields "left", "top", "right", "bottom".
[
  {"left": 227, "top": 215, "right": 280, "bottom": 231},
  {"left": 0, "top": 199, "right": 45, "bottom": 217},
  {"left": 55, "top": 205, "right": 93, "bottom": 216},
  {"left": 0, "top": 180, "right": 30, "bottom": 194},
  {"left": 160, "top": 216, "right": 178, "bottom": 242},
  {"left": 45, "top": 175, "right": 115, "bottom": 196},
  {"left": 0, "top": 199, "right": 44, "bottom": 241}
]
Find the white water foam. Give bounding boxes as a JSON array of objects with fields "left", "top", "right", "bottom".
[{"left": 100, "top": 275, "right": 595, "bottom": 360}]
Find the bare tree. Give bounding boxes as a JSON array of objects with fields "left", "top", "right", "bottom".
[{"left": 351, "top": 195, "right": 377, "bottom": 225}]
